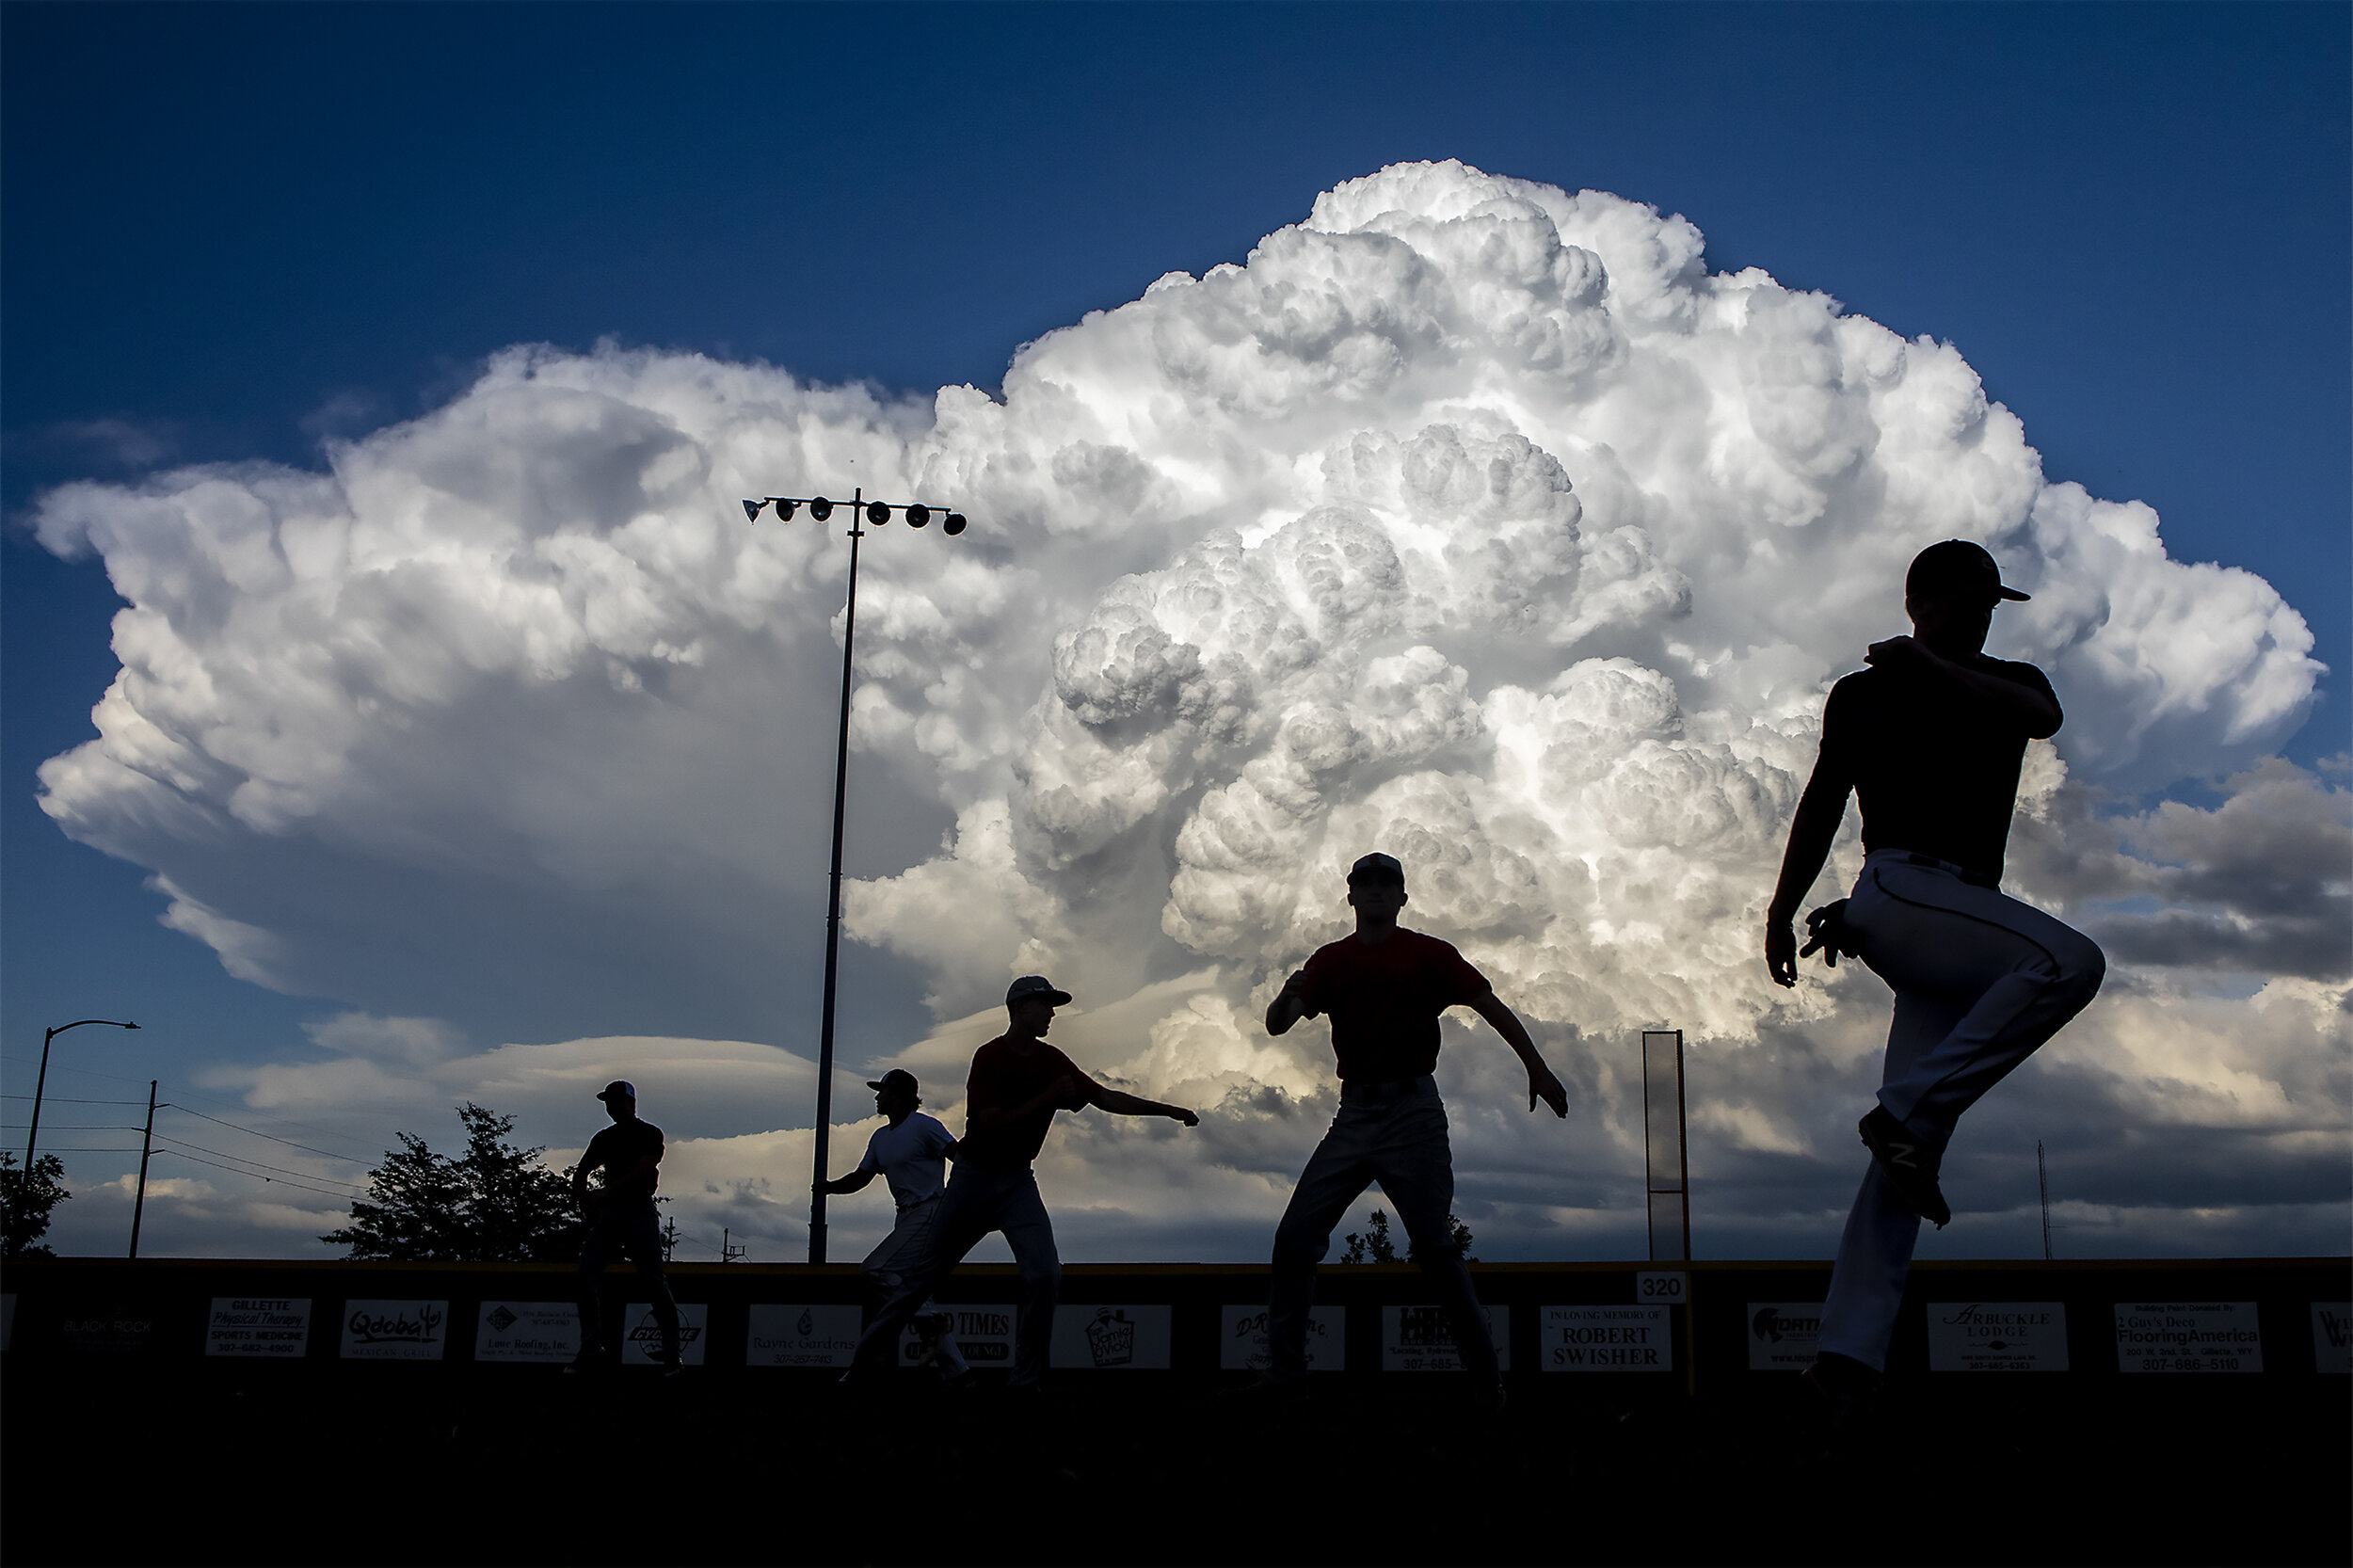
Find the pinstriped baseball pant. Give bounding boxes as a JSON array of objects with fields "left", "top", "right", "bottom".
[{"left": 1818, "top": 850, "right": 2105, "bottom": 1370}]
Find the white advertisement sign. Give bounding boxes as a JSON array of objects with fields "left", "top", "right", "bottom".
[
  {"left": 2312, "top": 1304, "right": 2350, "bottom": 1374},
  {"left": 622, "top": 1302, "right": 709, "bottom": 1366},
  {"left": 900, "top": 1303, "right": 1016, "bottom": 1368},
  {"left": 1381, "top": 1304, "right": 1510, "bottom": 1371},
  {"left": 475, "top": 1301, "right": 582, "bottom": 1364},
  {"left": 1928, "top": 1302, "right": 2068, "bottom": 1372},
  {"left": 747, "top": 1304, "right": 862, "bottom": 1368},
  {"left": 1541, "top": 1305, "right": 1672, "bottom": 1372},
  {"left": 1221, "top": 1304, "right": 1343, "bottom": 1371},
  {"left": 2114, "top": 1303, "right": 2263, "bottom": 1373},
  {"left": 1050, "top": 1304, "right": 1173, "bottom": 1369},
  {"left": 341, "top": 1300, "right": 449, "bottom": 1361},
  {"left": 206, "top": 1297, "right": 312, "bottom": 1358},
  {"left": 1746, "top": 1302, "right": 1822, "bottom": 1371}
]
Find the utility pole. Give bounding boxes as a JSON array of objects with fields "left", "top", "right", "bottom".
[
  {"left": 721, "top": 1226, "right": 744, "bottom": 1264},
  {"left": 662, "top": 1216, "right": 680, "bottom": 1263},
  {"left": 129, "top": 1080, "right": 159, "bottom": 1258},
  {"left": 2038, "top": 1139, "right": 2054, "bottom": 1261}
]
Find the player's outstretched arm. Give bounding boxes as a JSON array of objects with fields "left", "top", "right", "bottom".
[
  {"left": 821, "top": 1170, "right": 877, "bottom": 1196},
  {"left": 1467, "top": 991, "right": 1568, "bottom": 1118},
  {"left": 1080, "top": 1078, "right": 1200, "bottom": 1128}
]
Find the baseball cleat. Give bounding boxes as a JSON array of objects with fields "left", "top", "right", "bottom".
[{"left": 1858, "top": 1106, "right": 1951, "bottom": 1228}]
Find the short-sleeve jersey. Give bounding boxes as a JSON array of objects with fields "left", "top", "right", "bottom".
[
  {"left": 958, "top": 1036, "right": 1090, "bottom": 1170},
  {"left": 1803, "top": 656, "right": 2059, "bottom": 885},
  {"left": 580, "top": 1118, "right": 664, "bottom": 1203},
  {"left": 1296, "top": 929, "right": 1494, "bottom": 1081},
  {"left": 856, "top": 1112, "right": 957, "bottom": 1209}
]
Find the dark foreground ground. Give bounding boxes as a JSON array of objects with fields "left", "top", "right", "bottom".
[{"left": 6, "top": 1359, "right": 2345, "bottom": 1567}]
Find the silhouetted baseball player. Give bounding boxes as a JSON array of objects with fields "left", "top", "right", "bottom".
[
  {"left": 570, "top": 1080, "right": 683, "bottom": 1373},
  {"left": 823, "top": 1068, "right": 970, "bottom": 1381},
  {"left": 1766, "top": 540, "right": 2105, "bottom": 1412},
  {"left": 1257, "top": 853, "right": 1569, "bottom": 1404},
  {"left": 842, "top": 976, "right": 1199, "bottom": 1393}
]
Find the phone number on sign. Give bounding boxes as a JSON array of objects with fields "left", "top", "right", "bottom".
[{"left": 2129, "top": 1356, "right": 2249, "bottom": 1372}]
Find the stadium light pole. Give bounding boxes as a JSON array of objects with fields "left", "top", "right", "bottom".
[
  {"left": 24, "top": 1018, "right": 139, "bottom": 1171},
  {"left": 742, "top": 488, "right": 969, "bottom": 1264}
]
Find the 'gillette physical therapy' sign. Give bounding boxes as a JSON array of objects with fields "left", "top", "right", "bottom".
[{"left": 208, "top": 1298, "right": 312, "bottom": 1358}]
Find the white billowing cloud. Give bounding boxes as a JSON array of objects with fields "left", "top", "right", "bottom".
[{"left": 30, "top": 160, "right": 2344, "bottom": 1261}]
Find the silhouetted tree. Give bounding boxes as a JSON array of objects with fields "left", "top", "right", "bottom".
[
  {"left": 324, "top": 1103, "right": 576, "bottom": 1260},
  {"left": 0, "top": 1152, "right": 68, "bottom": 1259},
  {"left": 1338, "top": 1206, "right": 1476, "bottom": 1263}
]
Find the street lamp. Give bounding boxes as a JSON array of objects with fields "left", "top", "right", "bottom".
[
  {"left": 743, "top": 487, "right": 969, "bottom": 1264},
  {"left": 24, "top": 1017, "right": 139, "bottom": 1169}
]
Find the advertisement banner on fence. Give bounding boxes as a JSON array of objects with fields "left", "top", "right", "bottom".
[
  {"left": 2313, "top": 1304, "right": 2350, "bottom": 1374},
  {"left": 1050, "top": 1304, "right": 1173, "bottom": 1369},
  {"left": 1746, "top": 1303, "right": 1822, "bottom": 1371},
  {"left": 2114, "top": 1303, "right": 2262, "bottom": 1373},
  {"left": 476, "top": 1301, "right": 582, "bottom": 1364},
  {"left": 207, "top": 1297, "right": 312, "bottom": 1358},
  {"left": 59, "top": 1301, "right": 155, "bottom": 1354},
  {"left": 342, "top": 1300, "right": 450, "bottom": 1361},
  {"left": 748, "top": 1304, "right": 862, "bottom": 1368},
  {"left": 1541, "top": 1305, "right": 1672, "bottom": 1372},
  {"left": 1220, "top": 1304, "right": 1342, "bottom": 1371},
  {"left": 621, "top": 1303, "right": 708, "bottom": 1366},
  {"left": 1927, "top": 1303, "right": 2068, "bottom": 1371},
  {"left": 1381, "top": 1304, "right": 1510, "bottom": 1371},
  {"left": 900, "top": 1304, "right": 1015, "bottom": 1368}
]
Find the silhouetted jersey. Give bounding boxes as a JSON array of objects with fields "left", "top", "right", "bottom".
[
  {"left": 1297, "top": 929, "right": 1493, "bottom": 1081},
  {"left": 960, "top": 1037, "right": 1090, "bottom": 1169},
  {"left": 581, "top": 1118, "right": 664, "bottom": 1204},
  {"left": 1803, "top": 656, "right": 2059, "bottom": 885},
  {"left": 856, "top": 1112, "right": 956, "bottom": 1209}
]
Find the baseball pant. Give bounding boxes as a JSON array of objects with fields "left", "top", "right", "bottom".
[
  {"left": 849, "top": 1161, "right": 1059, "bottom": 1388},
  {"left": 861, "top": 1194, "right": 970, "bottom": 1377},
  {"left": 1818, "top": 850, "right": 2105, "bottom": 1369},
  {"left": 577, "top": 1197, "right": 682, "bottom": 1361},
  {"left": 1265, "top": 1073, "right": 1497, "bottom": 1382}
]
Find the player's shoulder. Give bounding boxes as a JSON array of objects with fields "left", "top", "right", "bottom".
[
  {"left": 1303, "top": 935, "right": 1354, "bottom": 968},
  {"left": 908, "top": 1111, "right": 952, "bottom": 1139},
  {"left": 1397, "top": 926, "right": 1465, "bottom": 957},
  {"left": 635, "top": 1119, "right": 665, "bottom": 1144},
  {"left": 1977, "top": 653, "right": 2053, "bottom": 688}
]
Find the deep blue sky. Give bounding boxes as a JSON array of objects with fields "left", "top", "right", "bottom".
[{"left": 5, "top": 4, "right": 2345, "bottom": 1178}]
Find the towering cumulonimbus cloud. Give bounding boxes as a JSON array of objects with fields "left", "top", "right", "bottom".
[{"left": 32, "top": 161, "right": 2345, "bottom": 1260}]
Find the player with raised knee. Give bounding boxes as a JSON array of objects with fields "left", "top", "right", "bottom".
[{"left": 1765, "top": 539, "right": 2105, "bottom": 1415}]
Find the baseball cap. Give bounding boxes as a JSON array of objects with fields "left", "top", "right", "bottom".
[
  {"left": 1907, "top": 540, "right": 2029, "bottom": 603},
  {"left": 595, "top": 1080, "right": 636, "bottom": 1104},
  {"left": 1005, "top": 975, "right": 1073, "bottom": 1007},
  {"left": 866, "top": 1068, "right": 920, "bottom": 1095},
  {"left": 1346, "top": 852, "right": 1406, "bottom": 888}
]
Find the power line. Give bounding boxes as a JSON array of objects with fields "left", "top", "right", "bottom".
[
  {"left": 149, "top": 1149, "right": 359, "bottom": 1203},
  {"left": 148, "top": 1134, "right": 367, "bottom": 1193},
  {"left": 161, "top": 1104, "right": 375, "bottom": 1166},
  {"left": 0, "top": 1123, "right": 143, "bottom": 1132},
  {"left": 0, "top": 1094, "right": 146, "bottom": 1105}
]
